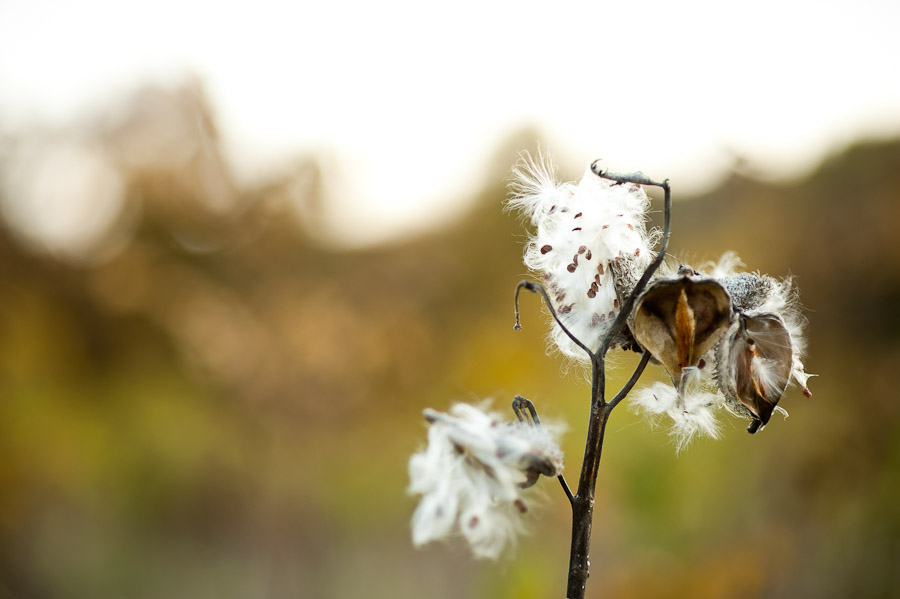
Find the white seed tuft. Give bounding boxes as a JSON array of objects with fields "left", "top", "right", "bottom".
[
  {"left": 408, "top": 403, "right": 564, "bottom": 559},
  {"left": 508, "top": 152, "right": 660, "bottom": 360}
]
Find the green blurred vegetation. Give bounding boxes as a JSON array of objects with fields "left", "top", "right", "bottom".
[{"left": 0, "top": 84, "right": 898, "bottom": 598}]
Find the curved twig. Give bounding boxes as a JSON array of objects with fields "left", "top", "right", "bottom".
[
  {"left": 512, "top": 394, "right": 541, "bottom": 426},
  {"left": 514, "top": 280, "right": 595, "bottom": 360},
  {"left": 590, "top": 165, "right": 672, "bottom": 357},
  {"left": 511, "top": 395, "right": 575, "bottom": 506}
]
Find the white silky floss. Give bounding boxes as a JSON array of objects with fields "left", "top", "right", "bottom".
[
  {"left": 508, "top": 154, "right": 659, "bottom": 360},
  {"left": 408, "top": 403, "right": 563, "bottom": 559},
  {"left": 630, "top": 379, "right": 723, "bottom": 454}
]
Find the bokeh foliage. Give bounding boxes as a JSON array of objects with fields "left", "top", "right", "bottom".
[{"left": 0, "top": 84, "right": 898, "bottom": 598}]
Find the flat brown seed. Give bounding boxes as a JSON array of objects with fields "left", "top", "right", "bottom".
[
  {"left": 585, "top": 250, "right": 592, "bottom": 260},
  {"left": 597, "top": 263, "right": 605, "bottom": 275},
  {"left": 578, "top": 245, "right": 587, "bottom": 254},
  {"left": 574, "top": 212, "right": 583, "bottom": 219},
  {"left": 587, "top": 289, "right": 597, "bottom": 298},
  {"left": 602, "top": 225, "right": 609, "bottom": 230},
  {"left": 613, "top": 299, "right": 619, "bottom": 309},
  {"left": 572, "top": 227, "right": 582, "bottom": 231},
  {"left": 567, "top": 263, "right": 577, "bottom": 273},
  {"left": 634, "top": 249, "right": 640, "bottom": 256},
  {"left": 540, "top": 244, "right": 552, "bottom": 254}
]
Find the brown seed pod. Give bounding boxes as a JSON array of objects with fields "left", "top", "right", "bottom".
[
  {"left": 716, "top": 313, "right": 793, "bottom": 432},
  {"left": 631, "top": 273, "right": 733, "bottom": 391}
]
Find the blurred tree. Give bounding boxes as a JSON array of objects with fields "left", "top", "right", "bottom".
[{"left": 0, "top": 82, "right": 897, "bottom": 597}]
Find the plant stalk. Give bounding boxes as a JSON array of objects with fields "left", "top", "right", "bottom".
[{"left": 563, "top": 167, "right": 671, "bottom": 598}]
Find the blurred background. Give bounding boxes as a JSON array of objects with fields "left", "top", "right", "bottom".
[{"left": 1, "top": 1, "right": 899, "bottom": 597}]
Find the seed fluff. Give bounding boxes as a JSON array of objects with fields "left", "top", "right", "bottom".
[
  {"left": 408, "top": 402, "right": 564, "bottom": 559},
  {"left": 508, "top": 151, "right": 660, "bottom": 360}
]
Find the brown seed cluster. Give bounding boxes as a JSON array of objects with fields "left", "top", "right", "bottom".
[{"left": 589, "top": 311, "right": 617, "bottom": 328}]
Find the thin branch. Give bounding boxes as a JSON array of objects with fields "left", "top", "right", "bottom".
[
  {"left": 607, "top": 351, "right": 652, "bottom": 411},
  {"left": 591, "top": 164, "right": 672, "bottom": 357},
  {"left": 558, "top": 474, "right": 575, "bottom": 505},
  {"left": 514, "top": 280, "right": 595, "bottom": 360},
  {"left": 511, "top": 395, "right": 575, "bottom": 506},
  {"left": 589, "top": 165, "right": 660, "bottom": 187}
]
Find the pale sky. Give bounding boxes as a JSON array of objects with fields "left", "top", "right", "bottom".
[{"left": 1, "top": 0, "right": 899, "bottom": 246}]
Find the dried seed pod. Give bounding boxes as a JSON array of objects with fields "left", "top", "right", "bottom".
[
  {"left": 706, "top": 254, "right": 814, "bottom": 402},
  {"left": 716, "top": 313, "right": 793, "bottom": 432},
  {"left": 631, "top": 272, "right": 733, "bottom": 390}
]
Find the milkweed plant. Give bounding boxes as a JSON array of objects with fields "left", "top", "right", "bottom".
[{"left": 408, "top": 152, "right": 814, "bottom": 598}]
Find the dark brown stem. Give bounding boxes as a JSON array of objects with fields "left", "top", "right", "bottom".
[
  {"left": 566, "top": 356, "right": 608, "bottom": 599},
  {"left": 563, "top": 168, "right": 673, "bottom": 599}
]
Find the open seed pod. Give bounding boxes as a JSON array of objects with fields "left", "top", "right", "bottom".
[
  {"left": 716, "top": 313, "right": 793, "bottom": 433},
  {"left": 631, "top": 270, "right": 733, "bottom": 390}
]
